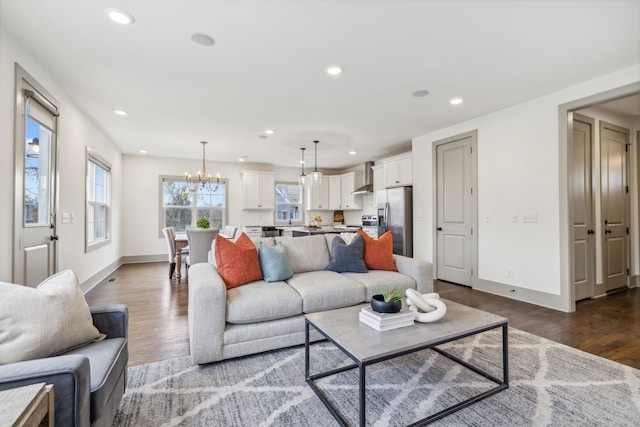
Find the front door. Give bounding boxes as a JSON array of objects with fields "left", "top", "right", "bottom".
[
  {"left": 13, "top": 65, "right": 59, "bottom": 286},
  {"left": 600, "top": 121, "right": 629, "bottom": 292},
  {"left": 435, "top": 131, "right": 476, "bottom": 285},
  {"left": 571, "top": 114, "right": 596, "bottom": 301}
]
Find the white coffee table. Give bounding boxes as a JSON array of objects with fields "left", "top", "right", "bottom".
[{"left": 305, "top": 300, "right": 509, "bottom": 426}]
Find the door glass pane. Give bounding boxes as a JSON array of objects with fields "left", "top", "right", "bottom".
[{"left": 24, "top": 115, "right": 51, "bottom": 226}]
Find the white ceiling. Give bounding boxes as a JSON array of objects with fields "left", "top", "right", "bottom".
[{"left": 1, "top": 0, "right": 639, "bottom": 169}]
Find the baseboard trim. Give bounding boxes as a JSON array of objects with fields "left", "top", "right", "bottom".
[
  {"left": 80, "top": 255, "right": 167, "bottom": 294},
  {"left": 121, "top": 254, "right": 166, "bottom": 264},
  {"left": 472, "top": 278, "right": 569, "bottom": 312},
  {"left": 80, "top": 259, "right": 123, "bottom": 294}
]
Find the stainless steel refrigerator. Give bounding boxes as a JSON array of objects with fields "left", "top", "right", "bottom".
[{"left": 377, "top": 187, "right": 413, "bottom": 257}]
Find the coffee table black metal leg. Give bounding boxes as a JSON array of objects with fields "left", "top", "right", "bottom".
[
  {"left": 305, "top": 320, "right": 310, "bottom": 379},
  {"left": 359, "top": 364, "right": 366, "bottom": 427}
]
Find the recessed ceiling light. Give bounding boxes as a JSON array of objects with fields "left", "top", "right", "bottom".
[
  {"left": 412, "top": 90, "right": 430, "bottom": 97},
  {"left": 264, "top": 129, "right": 275, "bottom": 135},
  {"left": 450, "top": 97, "right": 463, "bottom": 105},
  {"left": 349, "top": 150, "right": 356, "bottom": 155},
  {"left": 105, "top": 8, "right": 135, "bottom": 25},
  {"left": 326, "top": 66, "right": 343, "bottom": 76},
  {"left": 191, "top": 33, "right": 215, "bottom": 47},
  {"left": 139, "top": 150, "right": 147, "bottom": 154},
  {"left": 113, "top": 109, "right": 128, "bottom": 116}
]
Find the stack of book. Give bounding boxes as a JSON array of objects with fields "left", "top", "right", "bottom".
[{"left": 359, "top": 306, "right": 415, "bottom": 331}]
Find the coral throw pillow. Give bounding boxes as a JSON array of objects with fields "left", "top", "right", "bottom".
[
  {"left": 357, "top": 229, "right": 398, "bottom": 271},
  {"left": 215, "top": 233, "right": 263, "bottom": 288}
]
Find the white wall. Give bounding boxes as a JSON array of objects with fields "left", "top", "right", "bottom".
[
  {"left": 0, "top": 27, "right": 122, "bottom": 286},
  {"left": 412, "top": 65, "right": 640, "bottom": 311}
]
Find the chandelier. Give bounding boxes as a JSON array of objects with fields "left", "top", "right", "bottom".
[
  {"left": 299, "top": 147, "right": 306, "bottom": 186},
  {"left": 310, "top": 140, "right": 322, "bottom": 184},
  {"left": 186, "top": 140, "right": 219, "bottom": 191}
]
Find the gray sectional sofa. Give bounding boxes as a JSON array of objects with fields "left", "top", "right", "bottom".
[{"left": 188, "top": 234, "right": 432, "bottom": 365}]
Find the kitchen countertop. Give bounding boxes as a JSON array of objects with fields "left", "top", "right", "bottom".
[{"left": 287, "top": 226, "right": 361, "bottom": 236}]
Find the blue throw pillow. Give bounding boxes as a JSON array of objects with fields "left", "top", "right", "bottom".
[
  {"left": 258, "top": 242, "right": 293, "bottom": 282},
  {"left": 326, "top": 234, "right": 368, "bottom": 273}
]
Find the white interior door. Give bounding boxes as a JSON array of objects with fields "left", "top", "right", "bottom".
[
  {"left": 435, "top": 132, "right": 476, "bottom": 285},
  {"left": 13, "top": 65, "right": 59, "bottom": 286},
  {"left": 571, "top": 114, "right": 596, "bottom": 301},
  {"left": 600, "top": 121, "right": 629, "bottom": 292}
]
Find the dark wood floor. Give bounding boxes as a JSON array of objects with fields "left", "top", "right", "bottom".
[{"left": 85, "top": 262, "right": 640, "bottom": 369}]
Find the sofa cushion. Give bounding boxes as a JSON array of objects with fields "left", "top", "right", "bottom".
[
  {"left": 326, "top": 235, "right": 368, "bottom": 273},
  {"left": 343, "top": 270, "right": 417, "bottom": 301},
  {"left": 357, "top": 229, "right": 398, "bottom": 271},
  {"left": 258, "top": 242, "right": 293, "bottom": 282},
  {"left": 275, "top": 235, "right": 331, "bottom": 273},
  {"left": 62, "top": 337, "right": 128, "bottom": 422},
  {"left": 226, "top": 281, "right": 303, "bottom": 324},
  {"left": 286, "top": 271, "right": 365, "bottom": 313},
  {"left": 0, "top": 270, "right": 104, "bottom": 364},
  {"left": 215, "top": 233, "right": 263, "bottom": 289}
]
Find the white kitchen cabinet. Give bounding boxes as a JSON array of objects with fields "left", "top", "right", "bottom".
[
  {"left": 242, "top": 171, "right": 275, "bottom": 209},
  {"left": 372, "top": 164, "right": 384, "bottom": 194},
  {"left": 306, "top": 178, "right": 330, "bottom": 210},
  {"left": 328, "top": 176, "right": 342, "bottom": 209},
  {"left": 383, "top": 154, "right": 412, "bottom": 188},
  {"left": 339, "top": 172, "right": 362, "bottom": 210}
]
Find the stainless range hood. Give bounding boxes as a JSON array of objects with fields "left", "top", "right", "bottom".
[{"left": 352, "top": 161, "right": 374, "bottom": 194}]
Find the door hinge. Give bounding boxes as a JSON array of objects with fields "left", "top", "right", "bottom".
[
  {"left": 471, "top": 268, "right": 474, "bottom": 276},
  {"left": 470, "top": 187, "right": 473, "bottom": 195},
  {"left": 470, "top": 146, "right": 473, "bottom": 154},
  {"left": 470, "top": 228, "right": 473, "bottom": 235},
  {"left": 627, "top": 227, "right": 629, "bottom": 235},
  {"left": 626, "top": 186, "right": 629, "bottom": 194},
  {"left": 627, "top": 268, "right": 630, "bottom": 275}
]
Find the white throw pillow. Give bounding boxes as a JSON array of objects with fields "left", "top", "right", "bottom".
[{"left": 0, "top": 270, "right": 104, "bottom": 365}]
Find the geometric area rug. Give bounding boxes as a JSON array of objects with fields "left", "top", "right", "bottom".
[{"left": 113, "top": 328, "right": 640, "bottom": 426}]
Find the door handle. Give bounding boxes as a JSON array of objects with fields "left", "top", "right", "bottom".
[
  {"left": 587, "top": 229, "right": 595, "bottom": 235},
  {"left": 50, "top": 235, "right": 59, "bottom": 241},
  {"left": 604, "top": 229, "right": 612, "bottom": 234},
  {"left": 436, "top": 227, "right": 443, "bottom": 231}
]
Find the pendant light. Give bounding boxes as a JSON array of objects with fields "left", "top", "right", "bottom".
[
  {"left": 298, "top": 147, "right": 306, "bottom": 186},
  {"left": 310, "top": 140, "right": 322, "bottom": 184},
  {"left": 185, "top": 140, "right": 220, "bottom": 191}
]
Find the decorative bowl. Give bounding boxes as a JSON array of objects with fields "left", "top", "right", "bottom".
[{"left": 371, "top": 294, "right": 402, "bottom": 313}]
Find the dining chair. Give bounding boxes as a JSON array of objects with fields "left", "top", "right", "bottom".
[
  {"left": 219, "top": 225, "right": 237, "bottom": 239},
  {"left": 186, "top": 228, "right": 218, "bottom": 266},
  {"left": 162, "top": 227, "right": 189, "bottom": 279}
]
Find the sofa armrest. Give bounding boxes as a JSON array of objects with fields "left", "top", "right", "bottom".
[
  {"left": 393, "top": 255, "right": 433, "bottom": 294},
  {"left": 90, "top": 304, "right": 128, "bottom": 339},
  {"left": 188, "top": 263, "right": 227, "bottom": 364},
  {"left": 0, "top": 354, "right": 91, "bottom": 426}
]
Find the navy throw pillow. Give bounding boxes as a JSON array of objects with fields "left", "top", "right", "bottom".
[{"left": 326, "top": 234, "right": 368, "bottom": 273}]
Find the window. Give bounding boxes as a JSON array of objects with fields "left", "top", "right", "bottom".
[
  {"left": 275, "top": 183, "right": 303, "bottom": 224},
  {"left": 161, "top": 177, "right": 227, "bottom": 232},
  {"left": 86, "top": 149, "right": 111, "bottom": 251}
]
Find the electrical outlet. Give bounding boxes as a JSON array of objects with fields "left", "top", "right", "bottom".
[
  {"left": 523, "top": 213, "right": 537, "bottom": 223},
  {"left": 511, "top": 214, "right": 518, "bottom": 223}
]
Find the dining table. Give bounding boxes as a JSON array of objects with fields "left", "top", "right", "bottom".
[{"left": 174, "top": 233, "right": 188, "bottom": 282}]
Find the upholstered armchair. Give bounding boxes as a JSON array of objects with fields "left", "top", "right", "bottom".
[{"left": 0, "top": 304, "right": 128, "bottom": 427}]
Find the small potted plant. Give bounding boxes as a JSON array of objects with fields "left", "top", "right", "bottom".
[
  {"left": 196, "top": 217, "right": 210, "bottom": 229},
  {"left": 309, "top": 215, "right": 322, "bottom": 228},
  {"left": 371, "top": 286, "right": 404, "bottom": 313}
]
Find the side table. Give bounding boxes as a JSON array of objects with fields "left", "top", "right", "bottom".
[{"left": 0, "top": 382, "right": 54, "bottom": 427}]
